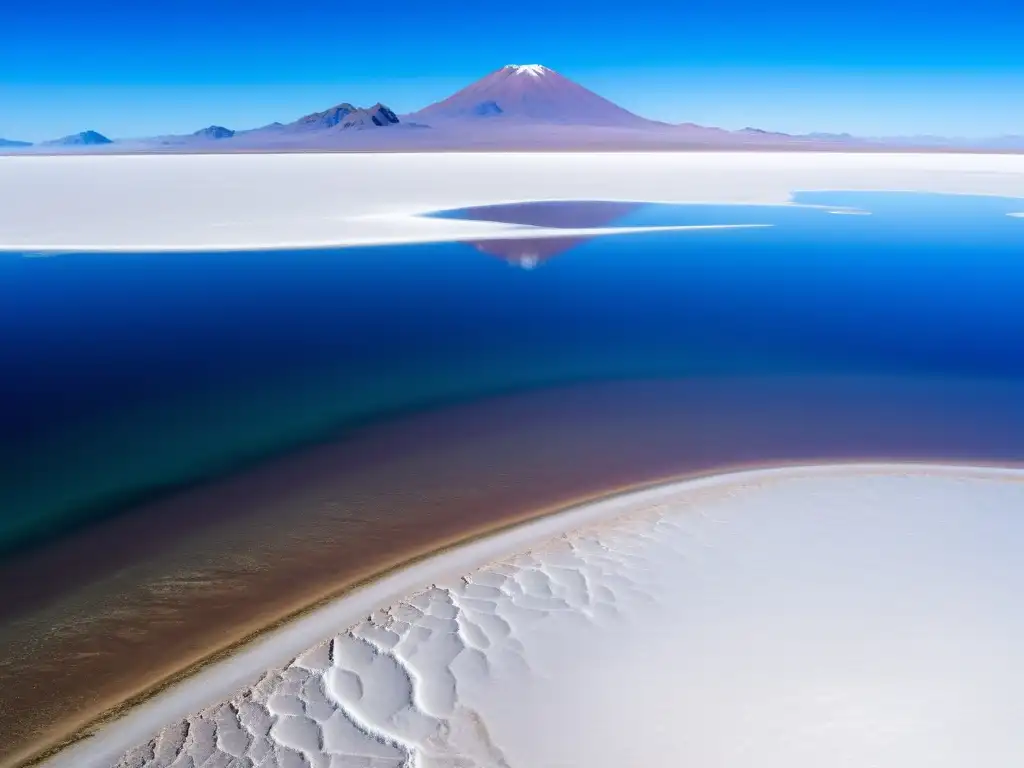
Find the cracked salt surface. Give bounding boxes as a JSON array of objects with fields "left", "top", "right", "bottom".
[{"left": 101, "top": 466, "right": 1024, "bottom": 767}]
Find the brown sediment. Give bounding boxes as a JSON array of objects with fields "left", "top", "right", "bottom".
[
  {"left": 15, "top": 467, "right": 743, "bottom": 767},
  {"left": 4, "top": 374, "right": 1024, "bottom": 767}
]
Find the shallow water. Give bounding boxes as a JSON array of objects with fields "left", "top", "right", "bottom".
[
  {"left": 3, "top": 190, "right": 1024, "bottom": 764},
  {"left": 3, "top": 191, "right": 1024, "bottom": 555}
]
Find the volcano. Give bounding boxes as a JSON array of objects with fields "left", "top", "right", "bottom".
[{"left": 409, "top": 64, "right": 659, "bottom": 127}]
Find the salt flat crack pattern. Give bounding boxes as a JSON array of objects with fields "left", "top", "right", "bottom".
[
  {"left": 109, "top": 469, "right": 1024, "bottom": 768},
  {"left": 113, "top": 500, "right": 690, "bottom": 768}
]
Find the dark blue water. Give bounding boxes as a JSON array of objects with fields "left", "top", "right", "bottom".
[{"left": 2, "top": 191, "right": 1023, "bottom": 552}]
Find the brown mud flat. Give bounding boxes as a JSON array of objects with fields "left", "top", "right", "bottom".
[{"left": 4, "top": 374, "right": 1024, "bottom": 767}]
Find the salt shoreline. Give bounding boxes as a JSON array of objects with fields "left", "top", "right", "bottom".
[
  {"left": 11, "top": 374, "right": 1024, "bottom": 768},
  {"left": 2, "top": 152, "right": 1023, "bottom": 252},
  {"left": 42, "top": 461, "right": 1024, "bottom": 767}
]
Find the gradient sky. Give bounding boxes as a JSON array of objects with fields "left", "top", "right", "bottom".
[{"left": 2, "top": 0, "right": 1023, "bottom": 142}]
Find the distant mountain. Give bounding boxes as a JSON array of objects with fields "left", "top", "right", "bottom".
[
  {"left": 337, "top": 104, "right": 400, "bottom": 129},
  {"left": 0, "top": 138, "right": 32, "bottom": 148},
  {"left": 12, "top": 65, "right": 1021, "bottom": 154},
  {"left": 739, "top": 127, "right": 792, "bottom": 139},
  {"left": 121, "top": 125, "right": 236, "bottom": 148},
  {"left": 224, "top": 103, "right": 401, "bottom": 147},
  {"left": 192, "top": 125, "right": 235, "bottom": 140},
  {"left": 43, "top": 130, "right": 112, "bottom": 146},
  {"left": 409, "top": 64, "right": 658, "bottom": 127},
  {"left": 279, "top": 102, "right": 400, "bottom": 132}
]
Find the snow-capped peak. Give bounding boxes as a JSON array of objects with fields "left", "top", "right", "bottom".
[{"left": 504, "top": 64, "right": 549, "bottom": 77}]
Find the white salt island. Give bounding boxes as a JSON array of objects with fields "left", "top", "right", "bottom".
[{"left": 47, "top": 464, "right": 1024, "bottom": 768}]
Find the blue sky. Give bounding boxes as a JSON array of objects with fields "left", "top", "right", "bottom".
[{"left": 2, "top": 0, "right": 1023, "bottom": 141}]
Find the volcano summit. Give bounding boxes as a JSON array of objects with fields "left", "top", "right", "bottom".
[{"left": 407, "top": 64, "right": 659, "bottom": 127}]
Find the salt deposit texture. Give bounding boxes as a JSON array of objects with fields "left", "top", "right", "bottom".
[{"left": 49, "top": 464, "right": 1024, "bottom": 768}]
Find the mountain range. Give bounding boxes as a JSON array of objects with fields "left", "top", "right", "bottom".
[{"left": 3, "top": 65, "right": 1022, "bottom": 153}]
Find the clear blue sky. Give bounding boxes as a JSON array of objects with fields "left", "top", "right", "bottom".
[{"left": 2, "top": 0, "right": 1023, "bottom": 142}]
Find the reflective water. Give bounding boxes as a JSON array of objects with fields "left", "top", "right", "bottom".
[{"left": 3, "top": 191, "right": 1024, "bottom": 554}]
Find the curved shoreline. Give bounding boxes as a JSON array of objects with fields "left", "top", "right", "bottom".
[
  {"left": 8, "top": 372, "right": 1024, "bottom": 768},
  {"left": 39, "top": 460, "right": 1024, "bottom": 768},
  {"left": 10, "top": 222, "right": 771, "bottom": 256},
  {"left": 13, "top": 459, "right": 746, "bottom": 768},
  {"left": 2, "top": 152, "right": 1024, "bottom": 252}
]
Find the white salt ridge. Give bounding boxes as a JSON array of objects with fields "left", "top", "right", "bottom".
[{"left": 68, "top": 464, "right": 1024, "bottom": 768}]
